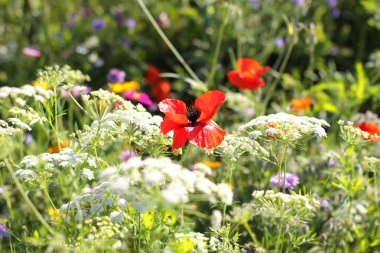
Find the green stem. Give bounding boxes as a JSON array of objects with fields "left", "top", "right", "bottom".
[
  {"left": 43, "top": 185, "right": 56, "bottom": 210},
  {"left": 222, "top": 161, "right": 235, "bottom": 225},
  {"left": 243, "top": 222, "right": 259, "bottom": 245},
  {"left": 208, "top": 15, "right": 229, "bottom": 89},
  {"left": 53, "top": 87, "right": 61, "bottom": 151},
  {"left": 4, "top": 159, "right": 55, "bottom": 235},
  {"left": 261, "top": 40, "right": 295, "bottom": 115},
  {"left": 277, "top": 142, "right": 288, "bottom": 192},
  {"left": 136, "top": 0, "right": 200, "bottom": 82},
  {"left": 374, "top": 172, "right": 379, "bottom": 211}
]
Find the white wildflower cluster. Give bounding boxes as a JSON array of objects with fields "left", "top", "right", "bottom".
[
  {"left": 99, "top": 157, "right": 233, "bottom": 206},
  {"left": 70, "top": 216, "right": 128, "bottom": 252},
  {"left": 16, "top": 148, "right": 97, "bottom": 186},
  {"left": 251, "top": 190, "right": 319, "bottom": 222},
  {"left": 239, "top": 113, "right": 330, "bottom": 142},
  {"left": 73, "top": 107, "right": 168, "bottom": 151},
  {"left": 214, "top": 135, "right": 269, "bottom": 162},
  {"left": 0, "top": 85, "right": 52, "bottom": 104},
  {"left": 60, "top": 182, "right": 117, "bottom": 220},
  {"left": 0, "top": 118, "right": 31, "bottom": 137},
  {"left": 62, "top": 65, "right": 90, "bottom": 84},
  {"left": 9, "top": 107, "right": 46, "bottom": 126},
  {"left": 363, "top": 156, "right": 380, "bottom": 172}
]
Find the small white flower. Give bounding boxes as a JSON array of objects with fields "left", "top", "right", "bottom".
[
  {"left": 82, "top": 168, "right": 94, "bottom": 180},
  {"left": 110, "top": 211, "right": 124, "bottom": 223}
]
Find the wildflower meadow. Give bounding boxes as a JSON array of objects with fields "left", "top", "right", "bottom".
[{"left": 1, "top": 0, "right": 380, "bottom": 252}]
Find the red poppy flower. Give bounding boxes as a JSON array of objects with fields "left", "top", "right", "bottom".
[
  {"left": 355, "top": 122, "right": 380, "bottom": 142},
  {"left": 159, "top": 90, "right": 226, "bottom": 150},
  {"left": 145, "top": 65, "right": 160, "bottom": 85},
  {"left": 227, "top": 58, "right": 270, "bottom": 90},
  {"left": 291, "top": 97, "right": 312, "bottom": 110},
  {"left": 145, "top": 65, "right": 171, "bottom": 102}
]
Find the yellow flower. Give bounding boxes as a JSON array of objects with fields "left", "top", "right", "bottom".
[
  {"left": 200, "top": 161, "right": 221, "bottom": 168},
  {"left": 47, "top": 208, "right": 59, "bottom": 220},
  {"left": 110, "top": 81, "right": 140, "bottom": 93},
  {"left": 32, "top": 80, "right": 51, "bottom": 90}
]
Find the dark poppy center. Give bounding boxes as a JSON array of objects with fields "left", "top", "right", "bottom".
[{"left": 185, "top": 105, "right": 201, "bottom": 124}]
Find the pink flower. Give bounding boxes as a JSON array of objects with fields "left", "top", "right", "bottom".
[
  {"left": 123, "top": 90, "right": 153, "bottom": 106},
  {"left": 61, "top": 85, "right": 92, "bottom": 97},
  {"left": 22, "top": 47, "right": 41, "bottom": 58}
]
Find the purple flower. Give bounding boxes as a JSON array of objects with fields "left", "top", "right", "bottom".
[
  {"left": 319, "top": 198, "right": 330, "bottom": 210},
  {"left": 24, "top": 134, "right": 33, "bottom": 145},
  {"left": 113, "top": 11, "right": 123, "bottom": 23},
  {"left": 293, "top": 0, "right": 304, "bottom": 6},
  {"left": 123, "top": 90, "right": 153, "bottom": 106},
  {"left": 92, "top": 19, "right": 105, "bottom": 30},
  {"left": 148, "top": 102, "right": 158, "bottom": 112},
  {"left": 0, "top": 224, "right": 9, "bottom": 238},
  {"left": 274, "top": 37, "right": 285, "bottom": 48},
  {"left": 249, "top": 0, "right": 260, "bottom": 9},
  {"left": 107, "top": 68, "right": 126, "bottom": 83},
  {"left": 246, "top": 108, "right": 255, "bottom": 117},
  {"left": 122, "top": 38, "right": 131, "bottom": 47},
  {"left": 62, "top": 85, "right": 92, "bottom": 97},
  {"left": 327, "top": 0, "right": 337, "bottom": 8},
  {"left": 123, "top": 18, "right": 136, "bottom": 28},
  {"left": 119, "top": 150, "right": 136, "bottom": 161},
  {"left": 270, "top": 173, "right": 300, "bottom": 190},
  {"left": 331, "top": 8, "right": 341, "bottom": 18},
  {"left": 22, "top": 47, "right": 41, "bottom": 58}
]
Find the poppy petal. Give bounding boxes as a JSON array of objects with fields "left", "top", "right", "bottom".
[
  {"left": 146, "top": 65, "right": 160, "bottom": 85},
  {"left": 238, "top": 58, "right": 261, "bottom": 72},
  {"left": 161, "top": 117, "right": 178, "bottom": 135},
  {"left": 158, "top": 99, "right": 186, "bottom": 114},
  {"left": 172, "top": 127, "right": 188, "bottom": 149},
  {"left": 186, "top": 120, "right": 226, "bottom": 149},
  {"left": 158, "top": 99, "right": 188, "bottom": 124},
  {"left": 195, "top": 90, "right": 225, "bottom": 123}
]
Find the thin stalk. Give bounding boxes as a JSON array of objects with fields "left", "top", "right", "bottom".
[
  {"left": 208, "top": 15, "right": 229, "bottom": 88},
  {"left": 243, "top": 222, "right": 259, "bottom": 245},
  {"left": 138, "top": 213, "right": 141, "bottom": 253},
  {"left": 374, "top": 172, "right": 379, "bottom": 211},
  {"left": 261, "top": 40, "right": 295, "bottom": 115},
  {"left": 222, "top": 161, "right": 235, "bottom": 225},
  {"left": 53, "top": 87, "right": 61, "bottom": 152},
  {"left": 42, "top": 185, "right": 56, "bottom": 210},
  {"left": 277, "top": 142, "right": 288, "bottom": 192},
  {"left": 136, "top": 0, "right": 200, "bottom": 82},
  {"left": 4, "top": 159, "right": 55, "bottom": 235}
]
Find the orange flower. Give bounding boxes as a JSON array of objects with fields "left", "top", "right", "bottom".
[
  {"left": 48, "top": 141, "right": 69, "bottom": 153},
  {"left": 355, "top": 122, "right": 380, "bottom": 142},
  {"left": 110, "top": 81, "right": 140, "bottom": 93},
  {"left": 200, "top": 161, "right": 221, "bottom": 168},
  {"left": 227, "top": 58, "right": 270, "bottom": 90},
  {"left": 291, "top": 97, "right": 312, "bottom": 110}
]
